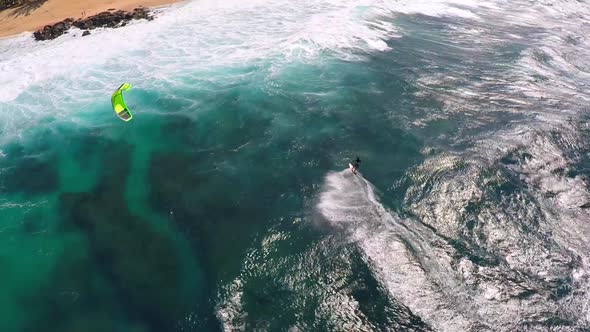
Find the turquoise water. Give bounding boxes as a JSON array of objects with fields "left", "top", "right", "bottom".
[{"left": 2, "top": 0, "right": 590, "bottom": 331}]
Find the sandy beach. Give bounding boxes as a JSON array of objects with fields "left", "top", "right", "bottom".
[{"left": 0, "top": 0, "right": 181, "bottom": 38}]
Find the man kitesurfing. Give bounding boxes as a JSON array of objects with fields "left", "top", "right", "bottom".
[{"left": 349, "top": 156, "right": 361, "bottom": 174}]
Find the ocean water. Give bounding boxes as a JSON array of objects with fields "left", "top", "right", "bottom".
[{"left": 1, "top": 0, "right": 590, "bottom": 331}]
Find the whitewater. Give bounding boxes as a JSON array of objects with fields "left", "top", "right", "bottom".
[{"left": 1, "top": 0, "right": 590, "bottom": 331}]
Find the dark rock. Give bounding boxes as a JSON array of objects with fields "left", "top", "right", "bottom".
[
  {"left": 82, "top": 30, "right": 90, "bottom": 36},
  {"left": 34, "top": 7, "right": 154, "bottom": 41},
  {"left": 33, "top": 21, "right": 71, "bottom": 41}
]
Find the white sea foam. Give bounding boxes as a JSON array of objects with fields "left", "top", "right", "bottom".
[
  {"left": 472, "top": 126, "right": 590, "bottom": 266},
  {"left": 0, "top": 0, "right": 490, "bottom": 142},
  {"left": 316, "top": 165, "right": 590, "bottom": 330},
  {"left": 217, "top": 278, "right": 247, "bottom": 331},
  {"left": 316, "top": 170, "right": 480, "bottom": 331},
  {"left": 0, "top": 0, "right": 392, "bottom": 103},
  {"left": 385, "top": 0, "right": 483, "bottom": 19}
]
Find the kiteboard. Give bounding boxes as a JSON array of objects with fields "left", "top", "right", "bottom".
[
  {"left": 111, "top": 83, "right": 133, "bottom": 122},
  {"left": 349, "top": 163, "right": 355, "bottom": 174}
]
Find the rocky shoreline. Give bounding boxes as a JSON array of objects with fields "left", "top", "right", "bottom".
[{"left": 33, "top": 7, "right": 153, "bottom": 41}]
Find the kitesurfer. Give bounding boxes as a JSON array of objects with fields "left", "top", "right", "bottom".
[{"left": 351, "top": 156, "right": 361, "bottom": 174}]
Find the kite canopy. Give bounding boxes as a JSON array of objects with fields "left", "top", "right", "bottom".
[{"left": 111, "top": 83, "right": 133, "bottom": 122}]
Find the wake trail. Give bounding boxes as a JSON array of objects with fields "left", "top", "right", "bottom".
[{"left": 316, "top": 170, "right": 483, "bottom": 331}]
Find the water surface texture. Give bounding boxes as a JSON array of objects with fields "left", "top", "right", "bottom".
[{"left": 1, "top": 0, "right": 590, "bottom": 331}]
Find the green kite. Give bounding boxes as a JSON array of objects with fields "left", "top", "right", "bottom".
[{"left": 111, "top": 83, "right": 133, "bottom": 122}]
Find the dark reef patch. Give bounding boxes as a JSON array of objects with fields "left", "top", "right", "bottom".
[
  {"left": 56, "top": 141, "right": 195, "bottom": 331},
  {"left": 148, "top": 151, "right": 263, "bottom": 280},
  {"left": 1, "top": 156, "right": 58, "bottom": 194},
  {"left": 19, "top": 246, "right": 132, "bottom": 332},
  {"left": 0, "top": 140, "right": 58, "bottom": 196}
]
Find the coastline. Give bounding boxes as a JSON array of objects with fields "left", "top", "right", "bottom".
[{"left": 0, "top": 0, "right": 182, "bottom": 38}]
